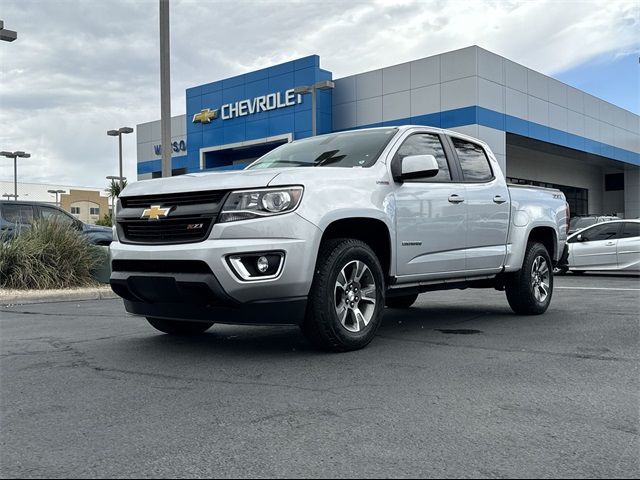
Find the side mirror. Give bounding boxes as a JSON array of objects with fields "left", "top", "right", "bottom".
[
  {"left": 576, "top": 234, "right": 584, "bottom": 242},
  {"left": 394, "top": 154, "right": 439, "bottom": 182}
]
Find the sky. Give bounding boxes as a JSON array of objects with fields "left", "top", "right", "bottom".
[{"left": 0, "top": 0, "right": 638, "bottom": 190}]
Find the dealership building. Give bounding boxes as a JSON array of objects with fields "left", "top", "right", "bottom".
[{"left": 136, "top": 46, "right": 639, "bottom": 218}]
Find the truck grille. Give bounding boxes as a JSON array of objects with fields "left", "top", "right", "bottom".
[
  {"left": 116, "top": 189, "right": 228, "bottom": 245},
  {"left": 121, "top": 190, "right": 227, "bottom": 208}
]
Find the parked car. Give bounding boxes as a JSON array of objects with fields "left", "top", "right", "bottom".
[
  {"left": 0, "top": 201, "right": 113, "bottom": 245},
  {"left": 568, "top": 215, "right": 620, "bottom": 235},
  {"left": 557, "top": 220, "right": 640, "bottom": 274},
  {"left": 110, "top": 126, "right": 569, "bottom": 351}
]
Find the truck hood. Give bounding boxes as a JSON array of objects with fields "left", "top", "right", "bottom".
[
  {"left": 120, "top": 169, "right": 285, "bottom": 197},
  {"left": 120, "top": 167, "right": 378, "bottom": 197}
]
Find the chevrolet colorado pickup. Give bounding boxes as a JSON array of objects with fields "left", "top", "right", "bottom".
[{"left": 110, "top": 126, "right": 569, "bottom": 351}]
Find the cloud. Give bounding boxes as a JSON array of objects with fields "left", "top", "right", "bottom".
[{"left": 0, "top": 0, "right": 637, "bottom": 187}]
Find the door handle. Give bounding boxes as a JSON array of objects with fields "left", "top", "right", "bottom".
[
  {"left": 493, "top": 195, "right": 507, "bottom": 204},
  {"left": 448, "top": 194, "right": 464, "bottom": 204},
  {"left": 605, "top": 241, "right": 616, "bottom": 246}
]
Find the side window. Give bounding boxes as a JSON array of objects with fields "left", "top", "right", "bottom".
[
  {"left": 394, "top": 133, "right": 451, "bottom": 182},
  {"left": 40, "top": 207, "right": 75, "bottom": 226},
  {"left": 451, "top": 138, "right": 494, "bottom": 182},
  {"left": 2, "top": 204, "right": 34, "bottom": 225},
  {"left": 581, "top": 223, "right": 620, "bottom": 242},
  {"left": 620, "top": 222, "right": 640, "bottom": 239}
]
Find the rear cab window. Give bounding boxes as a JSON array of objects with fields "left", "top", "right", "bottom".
[{"left": 451, "top": 138, "right": 494, "bottom": 182}]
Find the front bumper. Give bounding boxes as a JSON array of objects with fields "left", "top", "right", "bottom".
[{"left": 109, "top": 212, "right": 321, "bottom": 325}]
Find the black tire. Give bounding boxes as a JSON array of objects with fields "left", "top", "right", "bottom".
[
  {"left": 386, "top": 293, "right": 419, "bottom": 309},
  {"left": 505, "top": 242, "right": 554, "bottom": 315},
  {"left": 146, "top": 317, "right": 213, "bottom": 336},
  {"left": 301, "top": 238, "right": 385, "bottom": 352}
]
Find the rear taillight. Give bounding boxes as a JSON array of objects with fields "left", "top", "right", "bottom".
[{"left": 565, "top": 202, "right": 570, "bottom": 233}]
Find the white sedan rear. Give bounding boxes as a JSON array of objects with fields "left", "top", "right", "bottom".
[{"left": 566, "top": 220, "right": 640, "bottom": 273}]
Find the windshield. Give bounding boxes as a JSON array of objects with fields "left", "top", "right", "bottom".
[{"left": 247, "top": 128, "right": 398, "bottom": 169}]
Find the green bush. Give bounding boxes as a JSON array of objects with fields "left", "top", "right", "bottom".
[
  {"left": 95, "top": 213, "right": 113, "bottom": 227},
  {"left": 0, "top": 220, "right": 103, "bottom": 289}
]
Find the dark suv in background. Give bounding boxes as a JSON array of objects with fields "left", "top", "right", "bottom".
[{"left": 0, "top": 201, "right": 112, "bottom": 245}]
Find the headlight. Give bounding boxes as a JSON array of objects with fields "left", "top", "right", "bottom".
[{"left": 219, "top": 187, "right": 303, "bottom": 223}]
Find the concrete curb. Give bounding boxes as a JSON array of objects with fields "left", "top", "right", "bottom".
[{"left": 0, "top": 287, "right": 119, "bottom": 306}]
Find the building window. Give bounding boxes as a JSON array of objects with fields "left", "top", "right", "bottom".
[
  {"left": 507, "top": 177, "right": 589, "bottom": 216},
  {"left": 605, "top": 173, "right": 624, "bottom": 191},
  {"left": 71, "top": 207, "right": 81, "bottom": 215},
  {"left": 90, "top": 207, "right": 100, "bottom": 215}
]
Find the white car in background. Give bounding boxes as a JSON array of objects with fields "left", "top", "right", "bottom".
[{"left": 561, "top": 220, "right": 640, "bottom": 273}]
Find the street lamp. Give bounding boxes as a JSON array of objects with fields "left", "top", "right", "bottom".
[
  {"left": 294, "top": 80, "right": 335, "bottom": 136},
  {"left": 0, "top": 150, "right": 30, "bottom": 199},
  {"left": 107, "top": 127, "right": 133, "bottom": 191},
  {"left": 47, "top": 189, "right": 65, "bottom": 206},
  {"left": 0, "top": 20, "right": 17, "bottom": 42}
]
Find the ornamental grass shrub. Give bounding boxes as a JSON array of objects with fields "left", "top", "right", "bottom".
[{"left": 0, "top": 219, "right": 103, "bottom": 290}]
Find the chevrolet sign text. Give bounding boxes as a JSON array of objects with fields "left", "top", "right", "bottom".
[{"left": 221, "top": 89, "right": 302, "bottom": 120}]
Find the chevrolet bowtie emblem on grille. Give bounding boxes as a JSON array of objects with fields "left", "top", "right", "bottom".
[
  {"left": 192, "top": 108, "right": 219, "bottom": 124},
  {"left": 141, "top": 205, "right": 172, "bottom": 220}
]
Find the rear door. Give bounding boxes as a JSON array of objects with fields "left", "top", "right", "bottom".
[
  {"left": 616, "top": 222, "right": 640, "bottom": 271},
  {"left": 569, "top": 222, "right": 621, "bottom": 270},
  {"left": 393, "top": 131, "right": 467, "bottom": 277},
  {"left": 448, "top": 137, "right": 510, "bottom": 271}
]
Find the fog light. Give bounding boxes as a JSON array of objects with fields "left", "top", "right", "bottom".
[
  {"left": 227, "top": 252, "right": 284, "bottom": 281},
  {"left": 257, "top": 256, "right": 269, "bottom": 273}
]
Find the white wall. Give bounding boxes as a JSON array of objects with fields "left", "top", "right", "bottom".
[{"left": 506, "top": 144, "right": 605, "bottom": 214}]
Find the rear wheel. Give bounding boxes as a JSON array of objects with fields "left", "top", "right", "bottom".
[
  {"left": 302, "top": 238, "right": 385, "bottom": 352},
  {"left": 386, "top": 293, "right": 419, "bottom": 309},
  {"left": 146, "top": 317, "right": 214, "bottom": 336},
  {"left": 505, "top": 242, "right": 553, "bottom": 315}
]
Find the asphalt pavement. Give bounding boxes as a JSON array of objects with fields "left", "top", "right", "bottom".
[{"left": 1, "top": 274, "right": 638, "bottom": 478}]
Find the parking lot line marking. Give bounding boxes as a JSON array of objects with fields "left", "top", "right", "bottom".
[{"left": 556, "top": 286, "right": 640, "bottom": 291}]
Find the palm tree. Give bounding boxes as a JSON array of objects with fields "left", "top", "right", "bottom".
[{"left": 106, "top": 179, "right": 128, "bottom": 223}]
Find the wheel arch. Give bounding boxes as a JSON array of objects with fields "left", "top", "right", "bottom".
[{"left": 319, "top": 217, "right": 393, "bottom": 280}]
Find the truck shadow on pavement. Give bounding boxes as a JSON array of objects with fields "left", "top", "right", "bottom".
[{"left": 120, "top": 304, "right": 516, "bottom": 357}]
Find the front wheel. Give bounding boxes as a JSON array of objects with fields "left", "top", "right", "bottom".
[
  {"left": 146, "top": 317, "right": 214, "bottom": 335},
  {"left": 505, "top": 242, "right": 553, "bottom": 315},
  {"left": 302, "top": 238, "right": 385, "bottom": 352}
]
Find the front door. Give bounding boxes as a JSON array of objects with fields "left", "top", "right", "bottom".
[
  {"left": 394, "top": 132, "right": 467, "bottom": 278},
  {"left": 570, "top": 222, "right": 621, "bottom": 269}
]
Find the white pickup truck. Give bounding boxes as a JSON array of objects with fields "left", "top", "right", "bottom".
[{"left": 110, "top": 126, "right": 569, "bottom": 351}]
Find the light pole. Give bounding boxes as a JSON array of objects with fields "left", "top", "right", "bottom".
[
  {"left": 47, "top": 189, "right": 65, "bottom": 206},
  {"left": 159, "top": 0, "right": 172, "bottom": 178},
  {"left": 0, "top": 20, "right": 17, "bottom": 42},
  {"left": 294, "top": 80, "right": 335, "bottom": 136},
  {"left": 0, "top": 150, "right": 30, "bottom": 199},
  {"left": 107, "top": 127, "right": 133, "bottom": 191}
]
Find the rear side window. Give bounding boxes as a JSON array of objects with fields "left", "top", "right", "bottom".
[
  {"left": 620, "top": 222, "right": 640, "bottom": 239},
  {"left": 394, "top": 133, "right": 451, "bottom": 182},
  {"left": 451, "top": 138, "right": 494, "bottom": 182},
  {"left": 2, "top": 204, "right": 34, "bottom": 225}
]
